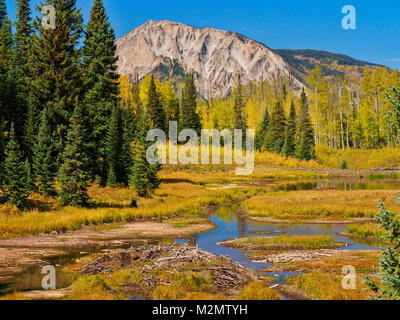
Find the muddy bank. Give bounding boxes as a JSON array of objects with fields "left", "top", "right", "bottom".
[
  {"left": 0, "top": 219, "right": 215, "bottom": 250},
  {"left": 0, "top": 218, "right": 215, "bottom": 282},
  {"left": 0, "top": 248, "right": 67, "bottom": 279}
]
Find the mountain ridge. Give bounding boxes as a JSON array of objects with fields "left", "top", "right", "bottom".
[{"left": 115, "top": 20, "right": 382, "bottom": 97}]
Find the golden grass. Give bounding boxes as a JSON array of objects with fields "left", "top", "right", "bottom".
[
  {"left": 0, "top": 182, "right": 259, "bottom": 239},
  {"left": 237, "top": 281, "right": 280, "bottom": 300},
  {"left": 230, "top": 235, "right": 339, "bottom": 250},
  {"left": 316, "top": 145, "right": 400, "bottom": 170},
  {"left": 243, "top": 189, "right": 399, "bottom": 221},
  {"left": 288, "top": 272, "right": 373, "bottom": 300},
  {"left": 346, "top": 224, "right": 385, "bottom": 241}
]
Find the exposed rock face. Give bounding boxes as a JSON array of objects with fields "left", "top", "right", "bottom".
[{"left": 115, "top": 20, "right": 302, "bottom": 97}]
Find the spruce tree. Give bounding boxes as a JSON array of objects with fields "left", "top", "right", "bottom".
[
  {"left": 0, "top": 0, "right": 6, "bottom": 26},
  {"left": 233, "top": 74, "right": 247, "bottom": 131},
  {"left": 181, "top": 71, "right": 201, "bottom": 135},
  {"left": 14, "top": 0, "right": 33, "bottom": 104},
  {"left": 255, "top": 106, "right": 270, "bottom": 151},
  {"left": 296, "top": 89, "right": 315, "bottom": 160},
  {"left": 82, "top": 0, "right": 119, "bottom": 179},
  {"left": 105, "top": 106, "right": 124, "bottom": 187},
  {"left": 147, "top": 75, "right": 167, "bottom": 132},
  {"left": 130, "top": 112, "right": 161, "bottom": 197},
  {"left": 32, "top": 109, "right": 57, "bottom": 196},
  {"left": 281, "top": 99, "right": 297, "bottom": 157},
  {"left": 29, "top": 0, "right": 83, "bottom": 163},
  {"left": 3, "top": 124, "right": 30, "bottom": 209},
  {"left": 365, "top": 198, "right": 400, "bottom": 300},
  {"left": 120, "top": 107, "right": 135, "bottom": 186},
  {"left": 267, "top": 100, "right": 286, "bottom": 153},
  {"left": 58, "top": 104, "right": 91, "bottom": 208}
]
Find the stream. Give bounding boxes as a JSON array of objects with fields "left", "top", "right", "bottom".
[{"left": 0, "top": 177, "right": 398, "bottom": 298}]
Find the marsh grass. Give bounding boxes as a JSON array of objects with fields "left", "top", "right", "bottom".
[
  {"left": 229, "top": 235, "right": 339, "bottom": 250},
  {"left": 243, "top": 189, "right": 399, "bottom": 221},
  {"left": 237, "top": 281, "right": 280, "bottom": 300},
  {"left": 0, "top": 182, "right": 258, "bottom": 239},
  {"left": 288, "top": 272, "right": 373, "bottom": 300},
  {"left": 346, "top": 224, "right": 385, "bottom": 241}
]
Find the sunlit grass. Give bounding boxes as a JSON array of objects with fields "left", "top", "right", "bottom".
[
  {"left": 316, "top": 145, "right": 400, "bottom": 170},
  {"left": 226, "top": 235, "right": 339, "bottom": 250},
  {"left": 346, "top": 224, "right": 385, "bottom": 241},
  {"left": 0, "top": 182, "right": 259, "bottom": 239},
  {"left": 288, "top": 272, "right": 373, "bottom": 300},
  {"left": 243, "top": 189, "right": 399, "bottom": 221}
]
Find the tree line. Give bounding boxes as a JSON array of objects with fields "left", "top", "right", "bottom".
[{"left": 0, "top": 0, "right": 200, "bottom": 210}]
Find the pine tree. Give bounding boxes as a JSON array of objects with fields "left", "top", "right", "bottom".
[
  {"left": 181, "top": 71, "right": 201, "bottom": 135},
  {"left": 32, "top": 109, "right": 57, "bottom": 196},
  {"left": 233, "top": 74, "right": 247, "bottom": 130},
  {"left": 267, "top": 100, "right": 286, "bottom": 153},
  {"left": 120, "top": 107, "right": 135, "bottom": 186},
  {"left": 0, "top": 10, "right": 22, "bottom": 141},
  {"left": 296, "top": 89, "right": 315, "bottom": 160},
  {"left": 255, "top": 107, "right": 269, "bottom": 151},
  {"left": 82, "top": 0, "right": 119, "bottom": 179},
  {"left": 3, "top": 124, "right": 30, "bottom": 209},
  {"left": 105, "top": 106, "right": 124, "bottom": 187},
  {"left": 14, "top": 0, "right": 33, "bottom": 104},
  {"left": 365, "top": 198, "right": 400, "bottom": 300},
  {"left": 147, "top": 75, "right": 166, "bottom": 132},
  {"left": 0, "top": 0, "right": 6, "bottom": 26},
  {"left": 130, "top": 112, "right": 161, "bottom": 197},
  {"left": 281, "top": 99, "right": 297, "bottom": 157},
  {"left": 29, "top": 0, "right": 83, "bottom": 164},
  {"left": 58, "top": 104, "right": 91, "bottom": 208}
]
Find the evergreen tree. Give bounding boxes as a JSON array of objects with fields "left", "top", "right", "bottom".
[
  {"left": 181, "top": 71, "right": 201, "bottom": 135},
  {"left": 105, "top": 106, "right": 124, "bottom": 187},
  {"left": 57, "top": 104, "right": 91, "bottom": 208},
  {"left": 29, "top": 0, "right": 83, "bottom": 164},
  {"left": 14, "top": 0, "right": 33, "bottom": 104},
  {"left": 233, "top": 74, "right": 247, "bottom": 130},
  {"left": 82, "top": 0, "right": 119, "bottom": 179},
  {"left": 281, "top": 99, "right": 297, "bottom": 157},
  {"left": 365, "top": 198, "right": 400, "bottom": 300},
  {"left": 0, "top": 0, "right": 6, "bottom": 26},
  {"left": 296, "top": 89, "right": 315, "bottom": 160},
  {"left": 3, "top": 124, "right": 30, "bottom": 209},
  {"left": 130, "top": 112, "right": 161, "bottom": 197},
  {"left": 255, "top": 106, "right": 269, "bottom": 151},
  {"left": 267, "top": 100, "right": 286, "bottom": 153},
  {"left": 0, "top": 10, "right": 22, "bottom": 141},
  {"left": 120, "top": 107, "right": 135, "bottom": 186},
  {"left": 32, "top": 109, "right": 57, "bottom": 196},
  {"left": 147, "top": 75, "right": 167, "bottom": 132}
]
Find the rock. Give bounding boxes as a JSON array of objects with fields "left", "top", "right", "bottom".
[{"left": 115, "top": 20, "right": 303, "bottom": 98}]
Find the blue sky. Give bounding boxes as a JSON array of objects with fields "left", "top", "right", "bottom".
[{"left": 4, "top": 0, "right": 400, "bottom": 68}]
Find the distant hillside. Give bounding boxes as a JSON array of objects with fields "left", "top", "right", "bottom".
[{"left": 274, "top": 49, "right": 383, "bottom": 83}]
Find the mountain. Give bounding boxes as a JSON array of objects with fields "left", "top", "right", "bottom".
[
  {"left": 274, "top": 49, "right": 383, "bottom": 84},
  {"left": 115, "top": 20, "right": 381, "bottom": 97}
]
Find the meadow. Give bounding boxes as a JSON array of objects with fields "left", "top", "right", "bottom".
[{"left": 242, "top": 189, "right": 399, "bottom": 222}]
